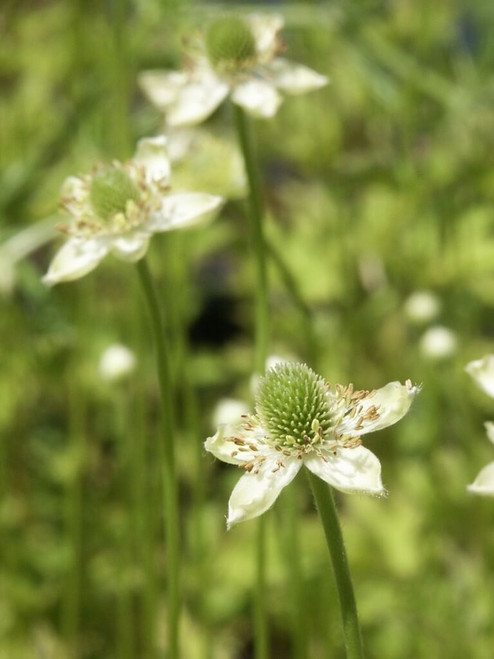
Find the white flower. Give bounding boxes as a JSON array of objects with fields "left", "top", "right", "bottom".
[
  {"left": 99, "top": 344, "right": 136, "bottom": 382},
  {"left": 42, "top": 137, "right": 223, "bottom": 285},
  {"left": 419, "top": 325, "right": 457, "bottom": 361},
  {"left": 205, "top": 363, "right": 419, "bottom": 528},
  {"left": 404, "top": 291, "right": 441, "bottom": 325},
  {"left": 139, "top": 14, "right": 328, "bottom": 126},
  {"left": 467, "top": 422, "right": 494, "bottom": 496},
  {"left": 465, "top": 355, "right": 494, "bottom": 398}
]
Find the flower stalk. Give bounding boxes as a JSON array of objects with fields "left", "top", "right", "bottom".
[
  {"left": 307, "top": 470, "right": 364, "bottom": 659},
  {"left": 135, "top": 257, "right": 180, "bottom": 658},
  {"left": 233, "top": 103, "right": 269, "bottom": 659}
]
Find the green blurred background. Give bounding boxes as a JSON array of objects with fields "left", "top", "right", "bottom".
[{"left": 1, "top": 1, "right": 494, "bottom": 657}]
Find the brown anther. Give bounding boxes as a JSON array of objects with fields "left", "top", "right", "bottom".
[{"left": 249, "top": 444, "right": 258, "bottom": 452}]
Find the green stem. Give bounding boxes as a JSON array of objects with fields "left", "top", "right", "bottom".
[
  {"left": 136, "top": 257, "right": 180, "bottom": 658},
  {"left": 233, "top": 103, "right": 269, "bottom": 659},
  {"left": 306, "top": 470, "right": 364, "bottom": 659},
  {"left": 233, "top": 103, "right": 268, "bottom": 375}
]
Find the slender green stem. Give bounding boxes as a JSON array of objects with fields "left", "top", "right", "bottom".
[
  {"left": 136, "top": 257, "right": 180, "bottom": 659},
  {"left": 306, "top": 470, "right": 364, "bottom": 659},
  {"left": 233, "top": 103, "right": 269, "bottom": 659},
  {"left": 233, "top": 103, "right": 268, "bottom": 375}
]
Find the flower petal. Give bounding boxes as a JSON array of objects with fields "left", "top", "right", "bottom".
[
  {"left": 60, "top": 176, "right": 89, "bottom": 215},
  {"left": 304, "top": 446, "right": 385, "bottom": 496},
  {"left": 465, "top": 355, "right": 494, "bottom": 398},
  {"left": 205, "top": 421, "right": 265, "bottom": 467},
  {"left": 349, "top": 381, "right": 419, "bottom": 436},
  {"left": 138, "top": 70, "right": 188, "bottom": 110},
  {"left": 147, "top": 193, "right": 223, "bottom": 232},
  {"left": 267, "top": 57, "right": 328, "bottom": 94},
  {"left": 166, "top": 74, "right": 229, "bottom": 127},
  {"left": 485, "top": 421, "right": 494, "bottom": 445},
  {"left": 227, "top": 456, "right": 301, "bottom": 528},
  {"left": 42, "top": 237, "right": 108, "bottom": 285},
  {"left": 467, "top": 462, "right": 494, "bottom": 496},
  {"left": 109, "top": 232, "right": 150, "bottom": 262},
  {"left": 248, "top": 13, "right": 284, "bottom": 59},
  {"left": 133, "top": 136, "right": 170, "bottom": 184},
  {"left": 231, "top": 78, "right": 282, "bottom": 118}
]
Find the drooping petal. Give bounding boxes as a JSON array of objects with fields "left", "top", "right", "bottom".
[
  {"left": 267, "top": 57, "right": 328, "bottom": 94},
  {"left": 231, "top": 78, "right": 282, "bottom": 118},
  {"left": 166, "top": 74, "right": 229, "bottom": 127},
  {"left": 485, "top": 422, "right": 494, "bottom": 445},
  {"left": 227, "top": 456, "right": 301, "bottom": 528},
  {"left": 42, "top": 237, "right": 108, "bottom": 285},
  {"left": 304, "top": 445, "right": 385, "bottom": 496},
  {"left": 248, "top": 13, "right": 284, "bottom": 60},
  {"left": 138, "top": 70, "right": 188, "bottom": 110},
  {"left": 147, "top": 192, "right": 223, "bottom": 232},
  {"left": 133, "top": 136, "right": 170, "bottom": 184},
  {"left": 342, "top": 381, "right": 420, "bottom": 437},
  {"left": 467, "top": 462, "right": 494, "bottom": 496},
  {"left": 466, "top": 355, "right": 494, "bottom": 398},
  {"left": 205, "top": 421, "right": 266, "bottom": 467},
  {"left": 109, "top": 232, "right": 150, "bottom": 262}
]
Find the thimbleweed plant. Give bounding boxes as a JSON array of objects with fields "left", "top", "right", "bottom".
[
  {"left": 466, "top": 356, "right": 494, "bottom": 495},
  {"left": 139, "top": 14, "right": 328, "bottom": 125},
  {"left": 43, "top": 136, "right": 224, "bottom": 658},
  {"left": 206, "top": 363, "right": 419, "bottom": 658},
  {"left": 43, "top": 136, "right": 223, "bottom": 284}
]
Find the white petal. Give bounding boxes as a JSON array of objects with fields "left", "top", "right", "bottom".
[
  {"left": 227, "top": 456, "right": 301, "bottom": 528},
  {"left": 60, "top": 176, "right": 89, "bottom": 214},
  {"left": 42, "top": 237, "right": 108, "bottom": 285},
  {"left": 248, "top": 14, "right": 284, "bottom": 59},
  {"left": 466, "top": 355, "right": 494, "bottom": 398},
  {"left": 109, "top": 232, "right": 150, "bottom": 262},
  {"left": 267, "top": 57, "right": 328, "bottom": 94},
  {"left": 304, "top": 446, "right": 385, "bottom": 496},
  {"left": 347, "top": 381, "right": 419, "bottom": 436},
  {"left": 166, "top": 75, "right": 229, "bottom": 127},
  {"left": 147, "top": 193, "right": 223, "bottom": 232},
  {"left": 467, "top": 462, "right": 494, "bottom": 496},
  {"left": 231, "top": 78, "right": 282, "bottom": 118},
  {"left": 485, "top": 422, "right": 494, "bottom": 445},
  {"left": 205, "top": 422, "right": 265, "bottom": 467},
  {"left": 138, "top": 70, "right": 188, "bottom": 110},
  {"left": 133, "top": 136, "right": 170, "bottom": 184}
]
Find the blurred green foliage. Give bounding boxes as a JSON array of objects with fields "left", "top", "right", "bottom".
[{"left": 1, "top": 1, "right": 494, "bottom": 657}]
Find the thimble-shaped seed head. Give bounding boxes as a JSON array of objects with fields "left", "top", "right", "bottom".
[
  {"left": 90, "top": 167, "right": 140, "bottom": 219},
  {"left": 206, "top": 16, "right": 256, "bottom": 69},
  {"left": 256, "top": 363, "right": 333, "bottom": 448}
]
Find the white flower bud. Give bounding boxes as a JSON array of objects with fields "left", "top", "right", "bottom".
[
  {"left": 419, "top": 325, "right": 457, "bottom": 360},
  {"left": 404, "top": 291, "right": 441, "bottom": 324},
  {"left": 212, "top": 398, "right": 250, "bottom": 427},
  {"left": 99, "top": 344, "right": 136, "bottom": 382}
]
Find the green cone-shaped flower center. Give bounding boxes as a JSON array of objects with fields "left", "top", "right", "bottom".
[
  {"left": 90, "top": 167, "right": 140, "bottom": 219},
  {"left": 206, "top": 16, "right": 256, "bottom": 69},
  {"left": 256, "top": 363, "right": 333, "bottom": 448}
]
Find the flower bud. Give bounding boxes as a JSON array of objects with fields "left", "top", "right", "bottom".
[{"left": 99, "top": 344, "right": 136, "bottom": 382}]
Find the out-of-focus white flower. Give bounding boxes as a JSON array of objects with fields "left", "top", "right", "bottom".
[
  {"left": 139, "top": 14, "right": 328, "bottom": 126},
  {"left": 250, "top": 353, "right": 297, "bottom": 396},
  {"left": 205, "top": 363, "right": 419, "bottom": 528},
  {"left": 42, "top": 137, "right": 223, "bottom": 285},
  {"left": 465, "top": 355, "right": 494, "bottom": 398},
  {"left": 404, "top": 291, "right": 441, "bottom": 325},
  {"left": 467, "top": 422, "right": 494, "bottom": 496},
  {"left": 212, "top": 398, "right": 250, "bottom": 427},
  {"left": 419, "top": 325, "right": 457, "bottom": 360},
  {"left": 99, "top": 344, "right": 136, "bottom": 382}
]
